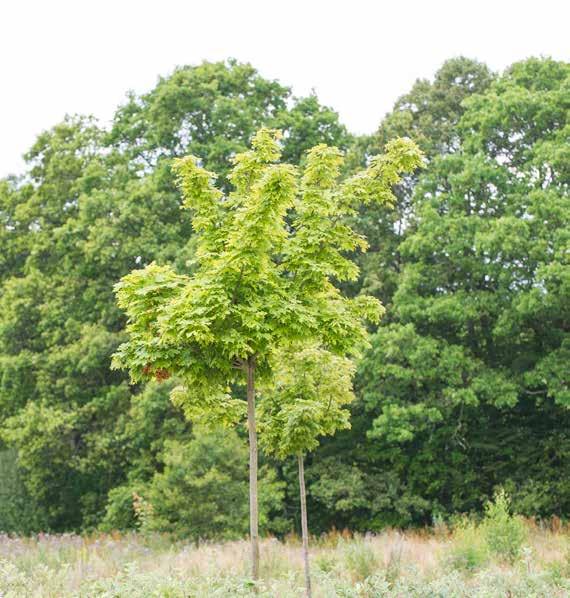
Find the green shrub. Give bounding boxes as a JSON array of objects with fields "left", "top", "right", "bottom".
[
  {"left": 0, "top": 449, "right": 47, "bottom": 534},
  {"left": 100, "top": 483, "right": 147, "bottom": 532},
  {"left": 482, "top": 489, "right": 528, "bottom": 563},
  {"left": 314, "top": 551, "right": 338, "bottom": 573},
  {"left": 141, "top": 427, "right": 284, "bottom": 541},
  {"left": 446, "top": 517, "right": 489, "bottom": 572},
  {"left": 342, "top": 537, "right": 378, "bottom": 581}
]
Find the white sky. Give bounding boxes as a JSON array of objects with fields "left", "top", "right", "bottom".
[{"left": 1, "top": 0, "right": 569, "bottom": 178}]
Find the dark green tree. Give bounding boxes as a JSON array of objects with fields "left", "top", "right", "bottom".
[
  {"left": 357, "top": 57, "right": 494, "bottom": 304},
  {"left": 301, "top": 58, "right": 497, "bottom": 531},
  {"left": 0, "top": 60, "right": 351, "bottom": 533},
  {"left": 358, "top": 57, "right": 570, "bottom": 521}
]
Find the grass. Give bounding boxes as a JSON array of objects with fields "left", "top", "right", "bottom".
[{"left": 1, "top": 523, "right": 570, "bottom": 597}]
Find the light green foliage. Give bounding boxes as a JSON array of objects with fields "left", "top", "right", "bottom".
[
  {"left": 445, "top": 491, "right": 528, "bottom": 571},
  {"left": 482, "top": 489, "right": 528, "bottom": 563},
  {"left": 446, "top": 518, "right": 489, "bottom": 572},
  {"left": 112, "top": 128, "right": 422, "bottom": 423},
  {"left": 258, "top": 345, "right": 355, "bottom": 459},
  {"left": 112, "top": 126, "right": 419, "bottom": 578}
]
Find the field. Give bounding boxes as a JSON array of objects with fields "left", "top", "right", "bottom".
[{"left": 1, "top": 524, "right": 570, "bottom": 597}]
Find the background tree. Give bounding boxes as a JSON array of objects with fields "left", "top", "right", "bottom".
[
  {"left": 101, "top": 426, "right": 284, "bottom": 542},
  {"left": 355, "top": 57, "right": 494, "bottom": 303},
  {"left": 0, "top": 115, "right": 194, "bottom": 530},
  {"left": 259, "top": 344, "right": 355, "bottom": 598},
  {"left": 2, "top": 55, "right": 566, "bottom": 539},
  {"left": 0, "top": 61, "right": 349, "bottom": 533},
  {"left": 299, "top": 58, "right": 496, "bottom": 531},
  {"left": 358, "top": 56, "right": 570, "bottom": 520},
  {"left": 108, "top": 60, "right": 351, "bottom": 190}
]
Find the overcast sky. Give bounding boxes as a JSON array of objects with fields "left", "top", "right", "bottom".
[{"left": 2, "top": 0, "right": 569, "bottom": 178}]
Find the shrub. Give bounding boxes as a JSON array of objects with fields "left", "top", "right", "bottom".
[
  {"left": 342, "top": 536, "right": 378, "bottom": 581},
  {"left": 100, "top": 483, "right": 148, "bottom": 532},
  {"left": 144, "top": 429, "right": 250, "bottom": 540},
  {"left": 103, "top": 427, "right": 285, "bottom": 541},
  {"left": 446, "top": 517, "right": 489, "bottom": 572},
  {"left": 482, "top": 489, "right": 528, "bottom": 563},
  {"left": 314, "top": 551, "right": 338, "bottom": 573}
]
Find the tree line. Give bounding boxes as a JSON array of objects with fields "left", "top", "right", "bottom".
[{"left": 0, "top": 57, "right": 568, "bottom": 543}]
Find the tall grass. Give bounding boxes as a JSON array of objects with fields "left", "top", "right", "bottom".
[{"left": 0, "top": 522, "right": 569, "bottom": 596}]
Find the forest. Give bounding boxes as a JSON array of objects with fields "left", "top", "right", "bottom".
[{"left": 0, "top": 54, "right": 568, "bottom": 556}]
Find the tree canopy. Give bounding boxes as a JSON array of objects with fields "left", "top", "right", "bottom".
[{"left": 0, "top": 56, "right": 568, "bottom": 538}]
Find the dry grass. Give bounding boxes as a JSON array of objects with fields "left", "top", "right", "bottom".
[{"left": 1, "top": 525, "right": 569, "bottom": 596}]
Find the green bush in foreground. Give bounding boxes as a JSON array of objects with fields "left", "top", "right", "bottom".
[
  {"left": 483, "top": 489, "right": 528, "bottom": 563},
  {"left": 446, "top": 490, "right": 529, "bottom": 573},
  {"left": 446, "top": 518, "right": 489, "bottom": 572},
  {"left": 102, "top": 427, "right": 285, "bottom": 541}
]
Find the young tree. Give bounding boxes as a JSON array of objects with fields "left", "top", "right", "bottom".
[
  {"left": 259, "top": 344, "right": 355, "bottom": 597},
  {"left": 112, "top": 128, "right": 422, "bottom": 580}
]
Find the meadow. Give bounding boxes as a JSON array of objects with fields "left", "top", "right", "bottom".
[{"left": 1, "top": 520, "right": 570, "bottom": 597}]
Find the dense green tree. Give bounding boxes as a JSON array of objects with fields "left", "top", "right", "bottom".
[
  {"left": 108, "top": 60, "right": 289, "bottom": 185},
  {"left": 108, "top": 60, "right": 350, "bottom": 189},
  {"left": 358, "top": 57, "right": 570, "bottom": 521},
  {"left": 0, "top": 449, "right": 47, "bottom": 534},
  {"left": 275, "top": 94, "right": 353, "bottom": 166},
  {"left": 299, "top": 58, "right": 497, "bottom": 531},
  {"left": 1, "top": 54, "right": 567, "bottom": 541},
  {"left": 356, "top": 57, "right": 494, "bottom": 304},
  {"left": 0, "top": 59, "right": 353, "bottom": 533}
]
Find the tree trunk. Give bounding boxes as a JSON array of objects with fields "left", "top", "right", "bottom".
[
  {"left": 247, "top": 358, "right": 260, "bottom": 583},
  {"left": 298, "top": 452, "right": 312, "bottom": 598}
]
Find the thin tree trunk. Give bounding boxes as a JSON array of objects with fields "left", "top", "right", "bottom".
[
  {"left": 298, "top": 452, "right": 312, "bottom": 598},
  {"left": 247, "top": 358, "right": 260, "bottom": 583}
]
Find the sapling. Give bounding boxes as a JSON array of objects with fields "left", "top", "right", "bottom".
[
  {"left": 112, "top": 128, "right": 422, "bottom": 581},
  {"left": 259, "top": 344, "right": 355, "bottom": 597}
]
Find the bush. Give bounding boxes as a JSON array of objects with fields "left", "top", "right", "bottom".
[
  {"left": 342, "top": 536, "right": 378, "bottom": 581},
  {"left": 0, "top": 449, "right": 47, "bottom": 534},
  {"left": 149, "top": 427, "right": 284, "bottom": 541},
  {"left": 100, "top": 427, "right": 285, "bottom": 540},
  {"left": 482, "top": 489, "right": 528, "bottom": 563},
  {"left": 314, "top": 551, "right": 338, "bottom": 573},
  {"left": 446, "top": 517, "right": 489, "bottom": 572},
  {"left": 100, "top": 483, "right": 147, "bottom": 532}
]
